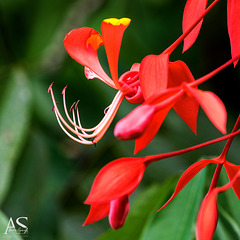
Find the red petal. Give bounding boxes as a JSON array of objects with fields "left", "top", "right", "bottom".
[
  {"left": 168, "top": 61, "right": 195, "bottom": 87},
  {"left": 109, "top": 195, "right": 129, "bottom": 230},
  {"left": 158, "top": 158, "right": 221, "bottom": 211},
  {"left": 134, "top": 105, "right": 172, "bottom": 154},
  {"left": 185, "top": 87, "right": 227, "bottom": 134},
  {"left": 64, "top": 28, "right": 114, "bottom": 88},
  {"left": 114, "top": 104, "right": 156, "bottom": 140},
  {"left": 101, "top": 19, "right": 131, "bottom": 89},
  {"left": 227, "top": 0, "right": 240, "bottom": 66},
  {"left": 83, "top": 203, "right": 109, "bottom": 225},
  {"left": 197, "top": 169, "right": 240, "bottom": 239},
  {"left": 196, "top": 191, "right": 218, "bottom": 240},
  {"left": 140, "top": 54, "right": 169, "bottom": 100},
  {"left": 182, "top": 0, "right": 208, "bottom": 52},
  {"left": 168, "top": 61, "right": 199, "bottom": 133},
  {"left": 85, "top": 158, "right": 146, "bottom": 204},
  {"left": 224, "top": 161, "right": 240, "bottom": 200}
]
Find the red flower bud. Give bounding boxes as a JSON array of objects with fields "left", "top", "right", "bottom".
[
  {"left": 114, "top": 104, "right": 156, "bottom": 140},
  {"left": 109, "top": 195, "right": 129, "bottom": 230},
  {"left": 196, "top": 192, "right": 218, "bottom": 240}
]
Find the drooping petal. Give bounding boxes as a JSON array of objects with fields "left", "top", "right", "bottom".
[
  {"left": 224, "top": 161, "right": 240, "bottom": 200},
  {"left": 182, "top": 0, "right": 208, "bottom": 52},
  {"left": 101, "top": 18, "right": 131, "bottom": 89},
  {"left": 109, "top": 195, "right": 129, "bottom": 230},
  {"left": 64, "top": 27, "right": 115, "bottom": 88},
  {"left": 196, "top": 191, "right": 218, "bottom": 240},
  {"left": 114, "top": 104, "right": 156, "bottom": 140},
  {"left": 227, "top": 0, "right": 240, "bottom": 66},
  {"left": 158, "top": 158, "right": 222, "bottom": 211},
  {"left": 83, "top": 203, "right": 110, "bottom": 226},
  {"left": 85, "top": 158, "right": 146, "bottom": 204},
  {"left": 184, "top": 86, "right": 227, "bottom": 134},
  {"left": 140, "top": 53, "right": 169, "bottom": 100},
  {"left": 134, "top": 105, "right": 172, "bottom": 154},
  {"left": 168, "top": 61, "right": 199, "bottom": 133}
]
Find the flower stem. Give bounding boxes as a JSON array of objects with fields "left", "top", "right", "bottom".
[
  {"left": 220, "top": 114, "right": 240, "bottom": 158},
  {"left": 144, "top": 127, "right": 240, "bottom": 165},
  {"left": 164, "top": 0, "right": 220, "bottom": 55},
  {"left": 190, "top": 55, "right": 240, "bottom": 88},
  {"left": 206, "top": 115, "right": 240, "bottom": 192},
  {"left": 208, "top": 164, "right": 223, "bottom": 192}
]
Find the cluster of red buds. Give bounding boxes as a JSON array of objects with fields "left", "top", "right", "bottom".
[{"left": 49, "top": 0, "right": 240, "bottom": 239}]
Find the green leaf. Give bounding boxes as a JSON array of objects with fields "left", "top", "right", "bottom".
[
  {"left": 139, "top": 168, "right": 206, "bottom": 240},
  {"left": 0, "top": 68, "right": 32, "bottom": 205},
  {"left": 98, "top": 177, "right": 178, "bottom": 240},
  {"left": 0, "top": 210, "right": 23, "bottom": 240}
]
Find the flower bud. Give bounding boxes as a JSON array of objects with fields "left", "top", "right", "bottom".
[
  {"left": 109, "top": 195, "right": 129, "bottom": 230},
  {"left": 114, "top": 104, "right": 156, "bottom": 140},
  {"left": 196, "top": 192, "right": 218, "bottom": 240}
]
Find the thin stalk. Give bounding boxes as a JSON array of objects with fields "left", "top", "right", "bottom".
[
  {"left": 207, "top": 115, "right": 240, "bottom": 192},
  {"left": 164, "top": 0, "right": 220, "bottom": 54},
  {"left": 144, "top": 128, "right": 240, "bottom": 165},
  {"left": 190, "top": 55, "right": 240, "bottom": 88}
]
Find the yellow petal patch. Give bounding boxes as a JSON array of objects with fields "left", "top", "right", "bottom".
[
  {"left": 86, "top": 34, "right": 103, "bottom": 51},
  {"left": 103, "top": 18, "right": 131, "bottom": 27}
]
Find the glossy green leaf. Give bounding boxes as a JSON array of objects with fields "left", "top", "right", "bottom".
[
  {"left": 0, "top": 211, "right": 23, "bottom": 240},
  {"left": 139, "top": 169, "right": 206, "bottom": 240},
  {"left": 0, "top": 68, "right": 32, "bottom": 205},
  {"left": 98, "top": 177, "right": 178, "bottom": 240}
]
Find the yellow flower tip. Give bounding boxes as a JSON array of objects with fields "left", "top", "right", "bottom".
[{"left": 103, "top": 18, "right": 131, "bottom": 27}]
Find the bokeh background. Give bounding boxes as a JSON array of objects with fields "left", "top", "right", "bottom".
[{"left": 0, "top": 0, "right": 239, "bottom": 239}]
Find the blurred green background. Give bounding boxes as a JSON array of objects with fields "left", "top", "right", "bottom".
[{"left": 0, "top": 0, "right": 239, "bottom": 239}]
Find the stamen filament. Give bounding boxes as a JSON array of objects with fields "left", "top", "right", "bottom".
[{"left": 48, "top": 83, "right": 124, "bottom": 144}]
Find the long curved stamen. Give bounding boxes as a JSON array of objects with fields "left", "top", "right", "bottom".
[{"left": 48, "top": 83, "right": 124, "bottom": 144}]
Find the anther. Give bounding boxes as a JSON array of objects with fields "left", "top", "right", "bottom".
[
  {"left": 70, "top": 102, "right": 76, "bottom": 112},
  {"left": 62, "top": 85, "right": 68, "bottom": 94},
  {"left": 48, "top": 82, "right": 54, "bottom": 93},
  {"left": 52, "top": 102, "right": 58, "bottom": 111},
  {"left": 75, "top": 100, "right": 80, "bottom": 110},
  {"left": 104, "top": 106, "right": 110, "bottom": 114}
]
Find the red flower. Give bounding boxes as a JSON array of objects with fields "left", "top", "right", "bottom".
[
  {"left": 83, "top": 157, "right": 147, "bottom": 229},
  {"left": 48, "top": 18, "right": 144, "bottom": 145},
  {"left": 182, "top": 0, "right": 240, "bottom": 66},
  {"left": 115, "top": 60, "right": 228, "bottom": 153}
]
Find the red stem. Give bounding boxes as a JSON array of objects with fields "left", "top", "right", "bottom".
[
  {"left": 208, "top": 164, "right": 223, "bottom": 192},
  {"left": 163, "top": 0, "right": 220, "bottom": 55},
  {"left": 144, "top": 128, "right": 240, "bottom": 165},
  {"left": 208, "top": 115, "right": 240, "bottom": 192},
  {"left": 220, "top": 114, "right": 240, "bottom": 158},
  {"left": 190, "top": 55, "right": 240, "bottom": 88}
]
